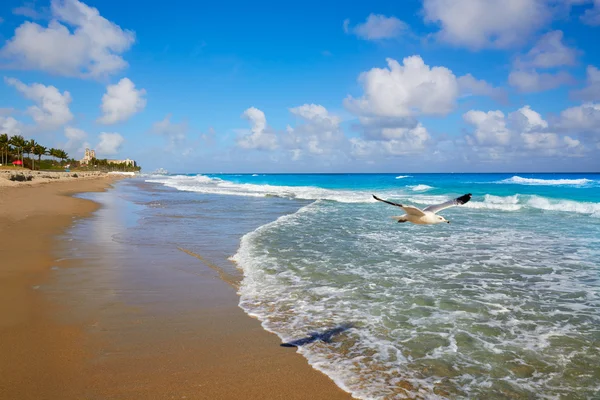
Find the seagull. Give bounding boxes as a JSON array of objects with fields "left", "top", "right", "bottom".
[{"left": 372, "top": 193, "right": 472, "bottom": 224}]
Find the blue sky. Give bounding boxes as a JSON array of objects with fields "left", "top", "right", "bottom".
[{"left": 0, "top": 0, "right": 599, "bottom": 173}]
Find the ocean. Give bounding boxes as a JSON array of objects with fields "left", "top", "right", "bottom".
[{"left": 142, "top": 172, "right": 600, "bottom": 399}]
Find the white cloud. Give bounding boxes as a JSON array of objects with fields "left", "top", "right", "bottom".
[
  {"left": 284, "top": 104, "right": 346, "bottom": 158},
  {"left": 464, "top": 105, "right": 586, "bottom": 157},
  {"left": 515, "top": 31, "right": 578, "bottom": 69},
  {"left": 1, "top": 0, "right": 135, "bottom": 78},
  {"left": 458, "top": 74, "right": 507, "bottom": 102},
  {"left": 345, "top": 56, "right": 459, "bottom": 118},
  {"left": 0, "top": 116, "right": 23, "bottom": 137},
  {"left": 509, "top": 105, "right": 548, "bottom": 131},
  {"left": 464, "top": 110, "right": 512, "bottom": 146},
  {"left": 508, "top": 69, "right": 573, "bottom": 93},
  {"left": 556, "top": 103, "right": 600, "bottom": 133},
  {"left": 351, "top": 124, "right": 430, "bottom": 157},
  {"left": 96, "top": 132, "right": 124, "bottom": 155},
  {"left": 5, "top": 77, "right": 73, "bottom": 130},
  {"left": 151, "top": 114, "right": 188, "bottom": 146},
  {"left": 12, "top": 2, "right": 47, "bottom": 20},
  {"left": 342, "top": 19, "right": 350, "bottom": 34},
  {"left": 345, "top": 14, "right": 407, "bottom": 40},
  {"left": 97, "top": 78, "right": 146, "bottom": 124},
  {"left": 563, "top": 136, "right": 581, "bottom": 148},
  {"left": 64, "top": 126, "right": 89, "bottom": 154},
  {"left": 289, "top": 104, "right": 341, "bottom": 126},
  {"left": 572, "top": 65, "right": 600, "bottom": 101},
  {"left": 582, "top": 0, "right": 600, "bottom": 25},
  {"left": 423, "top": 0, "right": 550, "bottom": 49},
  {"left": 237, "top": 107, "right": 278, "bottom": 150}
]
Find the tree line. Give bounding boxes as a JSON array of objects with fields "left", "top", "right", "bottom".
[
  {"left": 0, "top": 133, "right": 68, "bottom": 170},
  {"left": 0, "top": 133, "right": 140, "bottom": 172}
]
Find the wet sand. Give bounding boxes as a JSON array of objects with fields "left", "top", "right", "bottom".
[{"left": 0, "top": 179, "right": 351, "bottom": 399}]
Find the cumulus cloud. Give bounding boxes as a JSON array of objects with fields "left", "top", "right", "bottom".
[
  {"left": 97, "top": 78, "right": 146, "bottom": 124},
  {"left": 237, "top": 107, "right": 278, "bottom": 150},
  {"left": 344, "top": 14, "right": 407, "bottom": 40},
  {"left": 581, "top": 0, "right": 600, "bottom": 25},
  {"left": 64, "top": 126, "right": 89, "bottom": 153},
  {"left": 515, "top": 31, "right": 578, "bottom": 69},
  {"left": 345, "top": 56, "right": 459, "bottom": 118},
  {"left": 458, "top": 74, "right": 507, "bottom": 102},
  {"left": 5, "top": 77, "right": 73, "bottom": 130},
  {"left": 463, "top": 105, "right": 586, "bottom": 157},
  {"left": 0, "top": 116, "right": 23, "bottom": 137},
  {"left": 555, "top": 103, "right": 600, "bottom": 133},
  {"left": 1, "top": 0, "right": 135, "bottom": 78},
  {"left": 464, "top": 110, "right": 512, "bottom": 146},
  {"left": 350, "top": 124, "right": 430, "bottom": 158},
  {"left": 423, "top": 0, "right": 550, "bottom": 50},
  {"left": 96, "top": 132, "right": 124, "bottom": 155},
  {"left": 284, "top": 104, "right": 346, "bottom": 159},
  {"left": 508, "top": 69, "right": 574, "bottom": 93},
  {"left": 571, "top": 65, "right": 600, "bottom": 101}
]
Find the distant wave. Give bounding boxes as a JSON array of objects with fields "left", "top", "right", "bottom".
[
  {"left": 145, "top": 174, "right": 369, "bottom": 203},
  {"left": 499, "top": 176, "right": 594, "bottom": 186},
  {"left": 409, "top": 193, "right": 599, "bottom": 216},
  {"left": 408, "top": 184, "right": 433, "bottom": 192},
  {"left": 395, "top": 175, "right": 411, "bottom": 179},
  {"left": 145, "top": 175, "right": 600, "bottom": 217}
]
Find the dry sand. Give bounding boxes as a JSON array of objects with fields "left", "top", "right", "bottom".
[
  {"left": 0, "top": 169, "right": 114, "bottom": 188},
  {"left": 0, "top": 177, "right": 352, "bottom": 399}
]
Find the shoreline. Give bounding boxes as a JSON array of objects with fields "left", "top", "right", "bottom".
[{"left": 0, "top": 178, "right": 352, "bottom": 399}]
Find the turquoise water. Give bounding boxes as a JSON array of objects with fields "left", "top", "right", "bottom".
[{"left": 146, "top": 173, "right": 600, "bottom": 399}]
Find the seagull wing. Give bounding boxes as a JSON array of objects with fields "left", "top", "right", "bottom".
[
  {"left": 423, "top": 193, "right": 472, "bottom": 214},
  {"left": 372, "top": 195, "right": 425, "bottom": 216}
]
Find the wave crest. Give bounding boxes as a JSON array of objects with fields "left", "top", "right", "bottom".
[{"left": 500, "top": 176, "right": 594, "bottom": 186}]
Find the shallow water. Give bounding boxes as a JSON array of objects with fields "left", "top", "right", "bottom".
[{"left": 143, "top": 173, "right": 600, "bottom": 399}]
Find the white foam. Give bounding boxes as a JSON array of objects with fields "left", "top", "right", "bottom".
[
  {"left": 500, "top": 176, "right": 594, "bottom": 186},
  {"left": 409, "top": 184, "right": 433, "bottom": 192},
  {"left": 108, "top": 171, "right": 137, "bottom": 176},
  {"left": 146, "top": 174, "right": 370, "bottom": 203},
  {"left": 527, "top": 195, "right": 600, "bottom": 217},
  {"left": 465, "top": 194, "right": 522, "bottom": 211},
  {"left": 395, "top": 175, "right": 411, "bottom": 179},
  {"left": 146, "top": 175, "right": 600, "bottom": 216}
]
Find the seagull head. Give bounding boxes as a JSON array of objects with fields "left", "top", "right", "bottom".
[{"left": 437, "top": 215, "right": 450, "bottom": 224}]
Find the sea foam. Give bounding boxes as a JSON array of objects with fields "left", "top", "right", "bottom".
[{"left": 500, "top": 176, "right": 594, "bottom": 186}]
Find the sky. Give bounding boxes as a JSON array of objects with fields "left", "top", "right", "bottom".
[{"left": 0, "top": 0, "right": 599, "bottom": 173}]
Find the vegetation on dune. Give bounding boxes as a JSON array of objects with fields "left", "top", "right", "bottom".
[{"left": 0, "top": 133, "right": 140, "bottom": 172}]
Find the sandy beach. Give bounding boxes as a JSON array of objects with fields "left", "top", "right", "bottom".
[{"left": 0, "top": 177, "right": 351, "bottom": 399}]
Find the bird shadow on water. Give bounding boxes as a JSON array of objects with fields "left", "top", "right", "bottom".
[{"left": 280, "top": 323, "right": 355, "bottom": 348}]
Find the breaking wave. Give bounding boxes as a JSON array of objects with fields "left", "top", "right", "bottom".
[
  {"left": 499, "top": 176, "right": 594, "bottom": 186},
  {"left": 146, "top": 175, "right": 600, "bottom": 217}
]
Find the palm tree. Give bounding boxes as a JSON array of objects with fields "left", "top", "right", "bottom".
[
  {"left": 26, "top": 139, "right": 38, "bottom": 170},
  {"left": 9, "top": 135, "right": 25, "bottom": 166},
  {"left": 0, "top": 134, "right": 8, "bottom": 165},
  {"left": 56, "top": 149, "right": 68, "bottom": 164},
  {"left": 48, "top": 148, "right": 58, "bottom": 164},
  {"left": 33, "top": 145, "right": 47, "bottom": 167}
]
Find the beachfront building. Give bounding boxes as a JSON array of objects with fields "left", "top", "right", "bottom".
[
  {"left": 80, "top": 148, "right": 96, "bottom": 165},
  {"left": 107, "top": 158, "right": 137, "bottom": 167},
  {"left": 80, "top": 148, "right": 137, "bottom": 167}
]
